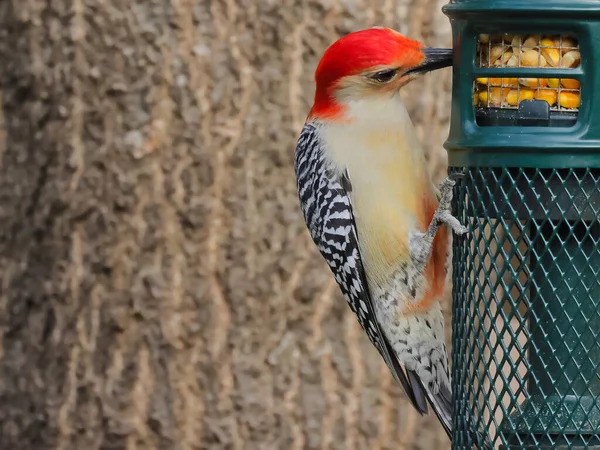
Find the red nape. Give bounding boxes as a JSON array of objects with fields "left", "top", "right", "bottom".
[{"left": 308, "top": 28, "right": 424, "bottom": 120}]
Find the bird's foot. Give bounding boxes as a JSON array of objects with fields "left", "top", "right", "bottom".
[
  {"left": 409, "top": 172, "right": 468, "bottom": 273},
  {"left": 432, "top": 172, "right": 468, "bottom": 236}
]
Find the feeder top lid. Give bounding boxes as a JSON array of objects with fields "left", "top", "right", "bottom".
[{"left": 444, "top": 0, "right": 600, "bottom": 13}]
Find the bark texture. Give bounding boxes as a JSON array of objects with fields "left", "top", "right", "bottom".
[{"left": 0, "top": 0, "right": 453, "bottom": 448}]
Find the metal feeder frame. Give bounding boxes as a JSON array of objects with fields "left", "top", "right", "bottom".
[{"left": 442, "top": 1, "right": 600, "bottom": 448}]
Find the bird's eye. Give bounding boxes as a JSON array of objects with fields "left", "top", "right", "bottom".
[{"left": 370, "top": 69, "right": 397, "bottom": 83}]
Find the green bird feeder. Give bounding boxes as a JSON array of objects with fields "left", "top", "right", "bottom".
[{"left": 442, "top": 1, "right": 600, "bottom": 448}]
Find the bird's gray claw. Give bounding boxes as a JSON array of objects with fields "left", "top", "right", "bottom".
[
  {"left": 447, "top": 171, "right": 465, "bottom": 182},
  {"left": 433, "top": 173, "right": 469, "bottom": 237},
  {"left": 435, "top": 210, "right": 468, "bottom": 235}
]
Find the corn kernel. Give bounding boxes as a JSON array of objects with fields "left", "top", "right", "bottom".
[
  {"left": 511, "top": 35, "right": 522, "bottom": 52},
  {"left": 520, "top": 49, "right": 547, "bottom": 67},
  {"left": 506, "top": 55, "right": 519, "bottom": 67},
  {"left": 559, "top": 91, "right": 581, "bottom": 109},
  {"left": 535, "top": 89, "right": 558, "bottom": 106},
  {"left": 488, "top": 77, "right": 518, "bottom": 87},
  {"left": 561, "top": 50, "right": 581, "bottom": 68},
  {"left": 555, "top": 37, "right": 577, "bottom": 53},
  {"left": 540, "top": 39, "right": 560, "bottom": 66},
  {"left": 523, "top": 35, "right": 540, "bottom": 50},
  {"left": 518, "top": 78, "right": 547, "bottom": 88},
  {"left": 478, "top": 33, "right": 580, "bottom": 75},
  {"left": 479, "top": 87, "right": 507, "bottom": 106},
  {"left": 547, "top": 78, "right": 560, "bottom": 88},
  {"left": 489, "top": 45, "right": 504, "bottom": 64},
  {"left": 493, "top": 51, "right": 514, "bottom": 66},
  {"left": 561, "top": 78, "right": 581, "bottom": 89},
  {"left": 506, "top": 89, "right": 535, "bottom": 106},
  {"left": 478, "top": 91, "right": 489, "bottom": 105},
  {"left": 476, "top": 77, "right": 489, "bottom": 85}
]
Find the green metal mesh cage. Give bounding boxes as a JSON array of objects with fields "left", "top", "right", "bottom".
[{"left": 450, "top": 166, "right": 600, "bottom": 449}]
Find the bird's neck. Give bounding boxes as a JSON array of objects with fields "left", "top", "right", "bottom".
[{"left": 319, "top": 96, "right": 433, "bottom": 217}]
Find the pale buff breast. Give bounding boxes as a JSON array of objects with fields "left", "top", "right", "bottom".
[{"left": 319, "top": 99, "right": 434, "bottom": 288}]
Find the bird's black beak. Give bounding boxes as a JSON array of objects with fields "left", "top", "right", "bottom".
[{"left": 404, "top": 48, "right": 453, "bottom": 75}]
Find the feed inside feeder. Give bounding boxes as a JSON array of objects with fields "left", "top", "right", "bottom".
[{"left": 472, "top": 33, "right": 582, "bottom": 127}]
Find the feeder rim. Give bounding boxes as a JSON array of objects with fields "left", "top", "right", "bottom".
[{"left": 443, "top": 0, "right": 600, "bottom": 15}]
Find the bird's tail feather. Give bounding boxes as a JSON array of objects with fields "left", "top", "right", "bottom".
[{"left": 410, "top": 371, "right": 453, "bottom": 439}]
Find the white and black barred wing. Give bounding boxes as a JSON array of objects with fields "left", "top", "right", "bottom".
[{"left": 293, "top": 122, "right": 427, "bottom": 414}]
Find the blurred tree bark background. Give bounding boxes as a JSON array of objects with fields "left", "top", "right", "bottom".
[{"left": 0, "top": 0, "right": 452, "bottom": 448}]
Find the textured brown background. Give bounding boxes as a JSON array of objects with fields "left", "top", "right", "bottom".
[{"left": 0, "top": 0, "right": 453, "bottom": 448}]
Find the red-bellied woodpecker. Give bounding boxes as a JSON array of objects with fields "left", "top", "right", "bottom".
[{"left": 294, "top": 27, "right": 467, "bottom": 438}]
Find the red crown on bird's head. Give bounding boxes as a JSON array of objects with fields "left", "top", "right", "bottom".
[{"left": 309, "top": 28, "right": 426, "bottom": 120}]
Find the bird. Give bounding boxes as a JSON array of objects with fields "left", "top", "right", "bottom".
[{"left": 293, "top": 27, "right": 467, "bottom": 439}]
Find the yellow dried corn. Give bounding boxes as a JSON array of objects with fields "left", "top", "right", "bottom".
[
  {"left": 492, "top": 51, "right": 514, "bottom": 66},
  {"left": 506, "top": 89, "right": 535, "bottom": 106},
  {"left": 535, "top": 89, "right": 558, "bottom": 106},
  {"left": 476, "top": 34, "right": 581, "bottom": 108},
  {"left": 559, "top": 91, "right": 581, "bottom": 109},
  {"left": 540, "top": 38, "right": 560, "bottom": 66},
  {"left": 489, "top": 45, "right": 504, "bottom": 64},
  {"left": 511, "top": 35, "right": 522, "bottom": 52},
  {"left": 479, "top": 87, "right": 507, "bottom": 106},
  {"left": 520, "top": 49, "right": 547, "bottom": 67},
  {"left": 478, "top": 91, "right": 489, "bottom": 105},
  {"left": 506, "top": 55, "right": 519, "bottom": 67},
  {"left": 523, "top": 35, "right": 540, "bottom": 50},
  {"left": 561, "top": 50, "right": 581, "bottom": 68},
  {"left": 561, "top": 78, "right": 581, "bottom": 89},
  {"left": 519, "top": 78, "right": 547, "bottom": 88},
  {"left": 554, "top": 37, "right": 577, "bottom": 53},
  {"left": 485, "top": 78, "right": 518, "bottom": 87},
  {"left": 479, "top": 34, "right": 579, "bottom": 67}
]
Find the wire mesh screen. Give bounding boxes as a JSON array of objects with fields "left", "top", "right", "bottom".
[{"left": 449, "top": 166, "right": 600, "bottom": 449}]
